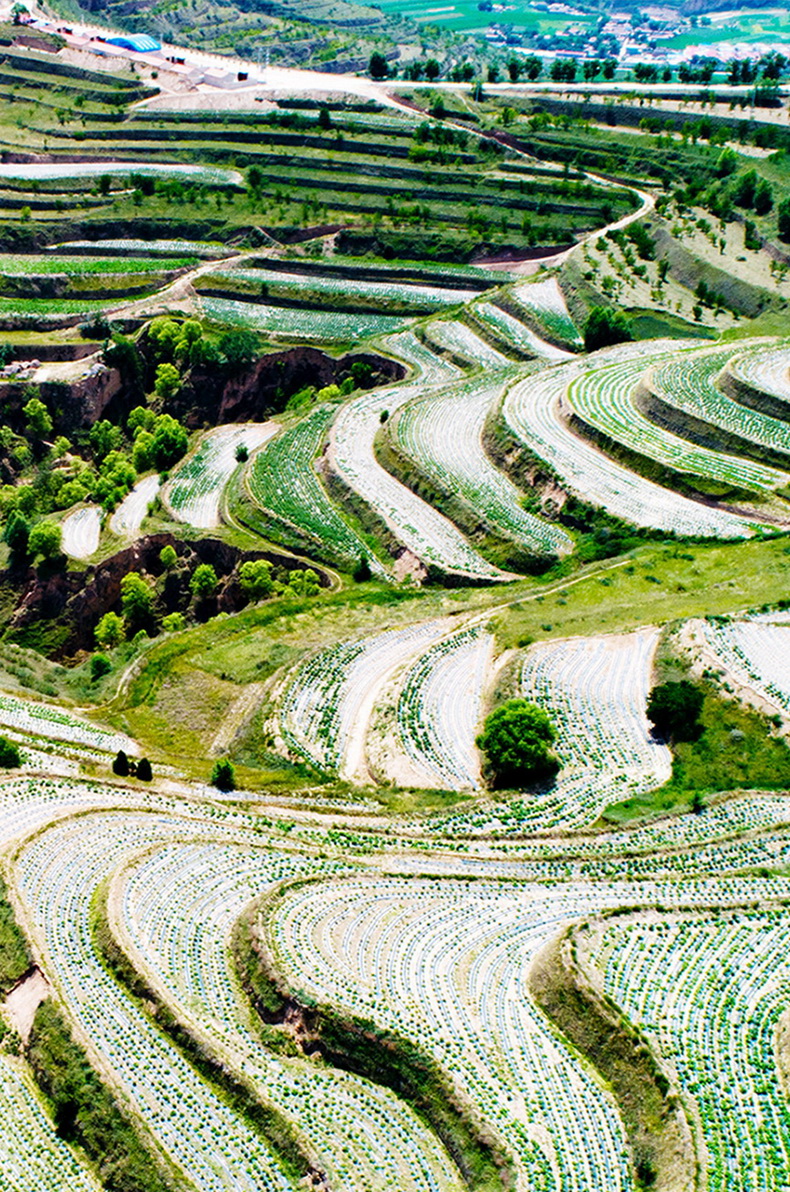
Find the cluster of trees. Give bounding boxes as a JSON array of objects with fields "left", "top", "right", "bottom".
[
  {"left": 93, "top": 554, "right": 321, "bottom": 654},
  {"left": 112, "top": 750, "right": 152, "bottom": 781},
  {"left": 584, "top": 306, "right": 632, "bottom": 352}
]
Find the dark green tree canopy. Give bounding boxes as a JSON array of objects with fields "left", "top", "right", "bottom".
[
  {"left": 584, "top": 306, "right": 633, "bottom": 352},
  {"left": 476, "top": 698, "right": 558, "bottom": 789},
  {"left": 646, "top": 680, "right": 704, "bottom": 742}
]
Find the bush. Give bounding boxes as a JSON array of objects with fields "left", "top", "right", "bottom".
[
  {"left": 647, "top": 680, "right": 704, "bottom": 741},
  {"left": 90, "top": 654, "right": 112, "bottom": 681},
  {"left": 0, "top": 736, "right": 21, "bottom": 769},
  {"left": 476, "top": 698, "right": 558, "bottom": 788},
  {"left": 211, "top": 758, "right": 235, "bottom": 791},
  {"left": 584, "top": 306, "right": 633, "bottom": 352},
  {"left": 161, "top": 612, "right": 186, "bottom": 633},
  {"left": 136, "top": 757, "right": 152, "bottom": 782}
]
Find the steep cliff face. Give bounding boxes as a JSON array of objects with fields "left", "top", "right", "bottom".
[
  {"left": 6, "top": 535, "right": 330, "bottom": 659},
  {"left": 0, "top": 366, "right": 123, "bottom": 436},
  {"left": 167, "top": 347, "right": 404, "bottom": 427}
]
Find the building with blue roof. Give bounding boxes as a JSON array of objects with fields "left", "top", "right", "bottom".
[{"left": 106, "top": 34, "right": 161, "bottom": 52}]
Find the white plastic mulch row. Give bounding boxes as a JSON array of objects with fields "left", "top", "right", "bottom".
[
  {"left": 163, "top": 423, "right": 277, "bottom": 529},
  {"left": 0, "top": 692, "right": 134, "bottom": 755},
  {"left": 728, "top": 344, "right": 790, "bottom": 408},
  {"left": 511, "top": 277, "right": 583, "bottom": 347},
  {"left": 280, "top": 618, "right": 451, "bottom": 776},
  {"left": 391, "top": 367, "right": 573, "bottom": 557},
  {"left": 0, "top": 1058, "right": 100, "bottom": 1191},
  {"left": 697, "top": 617, "right": 790, "bottom": 715},
  {"left": 501, "top": 343, "right": 758, "bottom": 538},
  {"left": 424, "top": 319, "right": 512, "bottom": 369},
  {"left": 117, "top": 841, "right": 461, "bottom": 1192},
  {"left": 603, "top": 909, "right": 790, "bottom": 1191},
  {"left": 61, "top": 505, "right": 103, "bottom": 560},
  {"left": 109, "top": 474, "right": 161, "bottom": 538},
  {"left": 329, "top": 332, "right": 507, "bottom": 581},
  {"left": 393, "top": 627, "right": 493, "bottom": 790}
]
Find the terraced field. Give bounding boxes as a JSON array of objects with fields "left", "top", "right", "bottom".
[
  {"left": 5, "top": 44, "right": 790, "bottom": 1192},
  {"left": 387, "top": 368, "right": 573, "bottom": 557},
  {"left": 502, "top": 344, "right": 766, "bottom": 537},
  {"left": 164, "top": 424, "right": 277, "bottom": 529},
  {"left": 246, "top": 405, "right": 381, "bottom": 572}
]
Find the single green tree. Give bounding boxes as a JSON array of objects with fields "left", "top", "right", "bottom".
[
  {"left": 95, "top": 611, "right": 125, "bottom": 649},
  {"left": 0, "top": 736, "right": 21, "bottom": 768},
  {"left": 136, "top": 757, "right": 152, "bottom": 782},
  {"left": 151, "top": 415, "right": 188, "bottom": 471},
  {"left": 369, "top": 51, "right": 389, "bottom": 80},
  {"left": 211, "top": 758, "right": 235, "bottom": 791},
  {"left": 584, "top": 306, "right": 633, "bottom": 352},
  {"left": 778, "top": 197, "right": 790, "bottom": 240},
  {"left": 425, "top": 58, "right": 440, "bottom": 80},
  {"left": 120, "top": 572, "right": 155, "bottom": 631},
  {"left": 90, "top": 653, "right": 112, "bottom": 681},
  {"left": 3, "top": 511, "right": 29, "bottom": 557},
  {"left": 23, "top": 397, "right": 52, "bottom": 440},
  {"left": 159, "top": 544, "right": 178, "bottom": 570},
  {"left": 154, "top": 362, "right": 181, "bottom": 400},
  {"left": 161, "top": 611, "right": 186, "bottom": 633},
  {"left": 218, "top": 329, "right": 259, "bottom": 370},
  {"left": 28, "top": 521, "right": 62, "bottom": 561},
  {"left": 112, "top": 749, "right": 129, "bottom": 777},
  {"left": 190, "top": 563, "right": 219, "bottom": 601},
  {"left": 647, "top": 680, "right": 704, "bottom": 742},
  {"left": 476, "top": 699, "right": 558, "bottom": 788}
]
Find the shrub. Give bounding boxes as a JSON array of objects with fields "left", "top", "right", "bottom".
[
  {"left": 0, "top": 736, "right": 21, "bottom": 769},
  {"left": 235, "top": 443, "right": 249, "bottom": 463},
  {"left": 211, "top": 758, "right": 235, "bottom": 791},
  {"left": 136, "top": 757, "right": 152, "bottom": 782},
  {"left": 161, "top": 612, "right": 186, "bottom": 633},
  {"left": 476, "top": 699, "right": 558, "bottom": 788},
  {"left": 647, "top": 680, "right": 704, "bottom": 741}
]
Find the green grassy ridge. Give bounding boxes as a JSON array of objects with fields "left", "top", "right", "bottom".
[
  {"left": 91, "top": 890, "right": 322, "bottom": 1189},
  {"left": 26, "top": 998, "right": 195, "bottom": 1192},
  {"left": 0, "top": 871, "right": 33, "bottom": 995},
  {"left": 235, "top": 896, "right": 516, "bottom": 1192}
]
